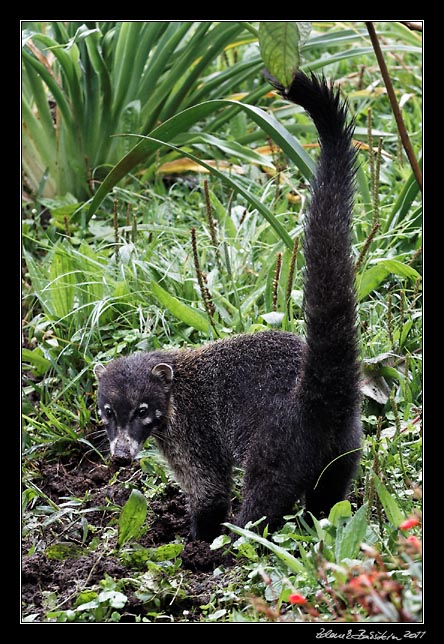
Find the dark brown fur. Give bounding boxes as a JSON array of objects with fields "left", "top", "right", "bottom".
[{"left": 95, "top": 72, "right": 362, "bottom": 541}]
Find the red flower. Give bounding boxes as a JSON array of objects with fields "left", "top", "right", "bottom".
[
  {"left": 399, "top": 517, "right": 420, "bottom": 531},
  {"left": 348, "top": 573, "right": 374, "bottom": 589},
  {"left": 288, "top": 593, "right": 308, "bottom": 605},
  {"left": 406, "top": 535, "right": 421, "bottom": 552}
]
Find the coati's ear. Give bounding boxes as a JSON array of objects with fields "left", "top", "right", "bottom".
[
  {"left": 93, "top": 363, "right": 106, "bottom": 380},
  {"left": 151, "top": 363, "right": 173, "bottom": 385}
]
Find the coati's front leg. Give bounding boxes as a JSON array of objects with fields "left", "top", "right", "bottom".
[
  {"left": 172, "top": 452, "right": 233, "bottom": 542},
  {"left": 189, "top": 494, "right": 231, "bottom": 542}
]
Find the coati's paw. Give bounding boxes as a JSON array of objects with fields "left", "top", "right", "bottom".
[{"left": 189, "top": 499, "right": 230, "bottom": 542}]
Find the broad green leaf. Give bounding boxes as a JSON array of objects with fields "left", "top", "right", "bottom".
[
  {"left": 150, "top": 281, "right": 210, "bottom": 333},
  {"left": 75, "top": 599, "right": 100, "bottom": 612},
  {"left": 98, "top": 590, "right": 127, "bottom": 609},
  {"left": 379, "top": 259, "right": 420, "bottom": 280},
  {"left": 259, "top": 22, "right": 311, "bottom": 87},
  {"left": 22, "top": 348, "right": 51, "bottom": 376},
  {"left": 237, "top": 542, "right": 259, "bottom": 560},
  {"left": 45, "top": 542, "right": 84, "bottom": 560},
  {"left": 225, "top": 523, "right": 305, "bottom": 574},
  {"left": 207, "top": 609, "right": 227, "bottom": 621},
  {"left": 328, "top": 500, "right": 352, "bottom": 527},
  {"left": 150, "top": 543, "right": 184, "bottom": 561},
  {"left": 372, "top": 472, "right": 405, "bottom": 528},
  {"left": 358, "top": 259, "right": 421, "bottom": 300},
  {"left": 336, "top": 503, "right": 368, "bottom": 562},
  {"left": 117, "top": 489, "right": 147, "bottom": 548},
  {"left": 210, "top": 534, "right": 232, "bottom": 550}
]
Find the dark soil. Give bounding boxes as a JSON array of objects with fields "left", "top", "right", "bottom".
[{"left": 21, "top": 452, "right": 232, "bottom": 623}]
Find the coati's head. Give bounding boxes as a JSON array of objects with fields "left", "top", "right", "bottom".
[{"left": 94, "top": 353, "right": 173, "bottom": 465}]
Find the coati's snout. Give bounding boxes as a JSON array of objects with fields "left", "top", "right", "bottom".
[
  {"left": 109, "top": 428, "right": 143, "bottom": 465},
  {"left": 93, "top": 359, "right": 174, "bottom": 465}
]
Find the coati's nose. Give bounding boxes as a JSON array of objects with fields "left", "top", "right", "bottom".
[
  {"left": 110, "top": 440, "right": 133, "bottom": 466},
  {"left": 111, "top": 452, "right": 132, "bottom": 467},
  {"left": 109, "top": 429, "right": 138, "bottom": 466}
]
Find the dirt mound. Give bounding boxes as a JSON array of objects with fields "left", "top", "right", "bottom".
[{"left": 22, "top": 453, "right": 230, "bottom": 622}]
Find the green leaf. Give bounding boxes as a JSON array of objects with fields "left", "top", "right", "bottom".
[
  {"left": 398, "top": 319, "right": 414, "bottom": 347},
  {"left": 49, "top": 25, "right": 100, "bottom": 51},
  {"left": 186, "top": 132, "right": 275, "bottom": 169},
  {"left": 85, "top": 98, "right": 314, "bottom": 228},
  {"left": 225, "top": 523, "right": 305, "bottom": 574},
  {"left": 75, "top": 599, "right": 100, "bottom": 612},
  {"left": 97, "top": 590, "right": 128, "bottom": 609},
  {"left": 261, "top": 312, "right": 284, "bottom": 326},
  {"left": 22, "top": 347, "right": 51, "bottom": 376},
  {"left": 150, "top": 280, "right": 210, "bottom": 333},
  {"left": 386, "top": 168, "right": 421, "bottom": 232},
  {"left": 150, "top": 543, "right": 184, "bottom": 561},
  {"left": 210, "top": 534, "right": 232, "bottom": 550},
  {"left": 207, "top": 609, "right": 227, "bottom": 622},
  {"left": 147, "top": 135, "right": 294, "bottom": 249},
  {"left": 328, "top": 500, "right": 352, "bottom": 527},
  {"left": 48, "top": 245, "right": 77, "bottom": 318},
  {"left": 45, "top": 542, "right": 84, "bottom": 560},
  {"left": 336, "top": 503, "right": 368, "bottom": 562},
  {"left": 307, "top": 512, "right": 327, "bottom": 542},
  {"left": 358, "top": 259, "right": 421, "bottom": 300},
  {"left": 237, "top": 542, "right": 259, "bottom": 561},
  {"left": 208, "top": 190, "right": 237, "bottom": 238},
  {"left": 372, "top": 472, "right": 405, "bottom": 528},
  {"left": 259, "top": 22, "right": 312, "bottom": 87},
  {"left": 117, "top": 489, "right": 147, "bottom": 548}
]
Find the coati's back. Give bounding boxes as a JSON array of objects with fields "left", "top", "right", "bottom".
[
  {"left": 169, "top": 331, "right": 306, "bottom": 461},
  {"left": 95, "top": 71, "right": 362, "bottom": 541}
]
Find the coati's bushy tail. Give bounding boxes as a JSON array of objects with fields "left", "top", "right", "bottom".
[{"left": 272, "top": 71, "right": 360, "bottom": 432}]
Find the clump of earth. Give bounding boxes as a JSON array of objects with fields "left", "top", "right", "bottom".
[{"left": 22, "top": 452, "right": 233, "bottom": 622}]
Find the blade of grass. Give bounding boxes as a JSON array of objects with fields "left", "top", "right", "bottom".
[
  {"left": 150, "top": 281, "right": 210, "bottom": 333},
  {"left": 123, "top": 134, "right": 294, "bottom": 250},
  {"left": 21, "top": 99, "right": 56, "bottom": 182},
  {"left": 303, "top": 44, "right": 421, "bottom": 72},
  {"left": 384, "top": 167, "right": 421, "bottom": 233},
  {"left": 125, "top": 22, "right": 170, "bottom": 103},
  {"left": 159, "top": 22, "right": 244, "bottom": 123},
  {"left": 22, "top": 47, "right": 74, "bottom": 130},
  {"left": 138, "top": 22, "right": 196, "bottom": 132},
  {"left": 85, "top": 98, "right": 314, "bottom": 225},
  {"left": 357, "top": 259, "right": 421, "bottom": 301},
  {"left": 225, "top": 522, "right": 305, "bottom": 574},
  {"left": 111, "top": 22, "right": 145, "bottom": 120}
]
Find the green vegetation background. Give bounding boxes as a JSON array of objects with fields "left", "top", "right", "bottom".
[{"left": 22, "top": 21, "right": 422, "bottom": 624}]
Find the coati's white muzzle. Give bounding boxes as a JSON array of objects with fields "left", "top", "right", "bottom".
[{"left": 110, "top": 429, "right": 142, "bottom": 463}]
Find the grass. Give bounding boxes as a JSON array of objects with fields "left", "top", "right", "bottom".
[{"left": 22, "top": 21, "right": 422, "bottom": 625}]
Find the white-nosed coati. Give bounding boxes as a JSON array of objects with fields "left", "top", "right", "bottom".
[{"left": 94, "top": 71, "right": 362, "bottom": 542}]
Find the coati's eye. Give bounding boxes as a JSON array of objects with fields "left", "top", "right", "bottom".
[
  {"left": 104, "top": 404, "right": 114, "bottom": 418},
  {"left": 137, "top": 404, "right": 149, "bottom": 418}
]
